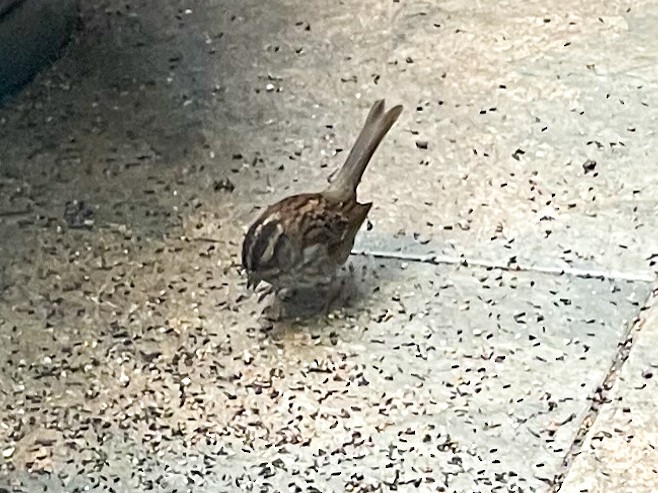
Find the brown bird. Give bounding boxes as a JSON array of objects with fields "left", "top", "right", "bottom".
[{"left": 241, "top": 99, "right": 403, "bottom": 300}]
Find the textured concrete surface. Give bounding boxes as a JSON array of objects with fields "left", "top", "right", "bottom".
[
  {"left": 560, "top": 296, "right": 658, "bottom": 493},
  {"left": 0, "top": 0, "right": 657, "bottom": 492}
]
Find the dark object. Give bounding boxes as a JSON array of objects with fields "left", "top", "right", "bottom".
[
  {"left": 64, "top": 199, "right": 94, "bottom": 229},
  {"left": 512, "top": 148, "right": 525, "bottom": 160},
  {"left": 213, "top": 178, "right": 235, "bottom": 192},
  {"left": 0, "top": 0, "right": 77, "bottom": 99},
  {"left": 582, "top": 159, "right": 597, "bottom": 174}
]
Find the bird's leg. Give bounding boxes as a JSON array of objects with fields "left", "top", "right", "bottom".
[
  {"left": 262, "top": 302, "right": 283, "bottom": 322},
  {"left": 263, "top": 290, "right": 289, "bottom": 321},
  {"left": 259, "top": 284, "right": 291, "bottom": 321},
  {"left": 329, "top": 264, "right": 360, "bottom": 312},
  {"left": 320, "top": 275, "right": 346, "bottom": 316}
]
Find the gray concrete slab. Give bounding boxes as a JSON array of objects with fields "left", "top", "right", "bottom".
[
  {"left": 0, "top": 0, "right": 657, "bottom": 277},
  {"left": 0, "top": 250, "right": 651, "bottom": 492},
  {"left": 0, "top": 0, "right": 657, "bottom": 492},
  {"left": 559, "top": 291, "right": 658, "bottom": 493}
]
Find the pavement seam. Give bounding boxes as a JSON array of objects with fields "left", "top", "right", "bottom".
[
  {"left": 547, "top": 285, "right": 658, "bottom": 492},
  {"left": 354, "top": 248, "right": 657, "bottom": 491},
  {"left": 352, "top": 249, "right": 657, "bottom": 283}
]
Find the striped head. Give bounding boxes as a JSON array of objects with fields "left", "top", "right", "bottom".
[{"left": 241, "top": 209, "right": 300, "bottom": 290}]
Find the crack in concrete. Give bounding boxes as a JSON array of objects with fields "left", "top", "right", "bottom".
[
  {"left": 352, "top": 249, "right": 657, "bottom": 283},
  {"left": 548, "top": 286, "right": 658, "bottom": 492},
  {"left": 355, "top": 248, "right": 657, "bottom": 491}
]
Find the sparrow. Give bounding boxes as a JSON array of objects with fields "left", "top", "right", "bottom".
[{"left": 241, "top": 99, "right": 403, "bottom": 299}]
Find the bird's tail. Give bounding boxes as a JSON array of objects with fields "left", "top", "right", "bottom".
[{"left": 324, "top": 99, "right": 403, "bottom": 201}]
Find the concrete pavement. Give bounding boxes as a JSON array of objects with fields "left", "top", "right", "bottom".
[{"left": 0, "top": 0, "right": 657, "bottom": 491}]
